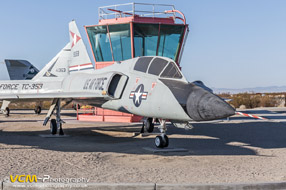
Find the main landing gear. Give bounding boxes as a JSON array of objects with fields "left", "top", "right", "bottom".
[
  {"left": 34, "top": 106, "right": 42, "bottom": 115},
  {"left": 3, "top": 107, "right": 10, "bottom": 117},
  {"left": 43, "top": 99, "right": 64, "bottom": 136},
  {"left": 140, "top": 118, "right": 169, "bottom": 148},
  {"left": 141, "top": 118, "right": 155, "bottom": 133},
  {"left": 1, "top": 100, "right": 10, "bottom": 117}
]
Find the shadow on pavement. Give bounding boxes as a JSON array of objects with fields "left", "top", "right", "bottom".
[{"left": 0, "top": 117, "right": 285, "bottom": 156}]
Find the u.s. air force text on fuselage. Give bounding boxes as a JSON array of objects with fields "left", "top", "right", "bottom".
[{"left": 83, "top": 77, "right": 107, "bottom": 91}]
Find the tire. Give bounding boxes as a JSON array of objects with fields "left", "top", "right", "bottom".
[
  {"left": 34, "top": 106, "right": 41, "bottom": 115},
  {"left": 4, "top": 107, "right": 10, "bottom": 117},
  {"left": 155, "top": 135, "right": 164, "bottom": 148},
  {"left": 59, "top": 123, "right": 64, "bottom": 136},
  {"left": 145, "top": 118, "right": 154, "bottom": 133},
  {"left": 73, "top": 104, "right": 80, "bottom": 111},
  {"left": 162, "top": 134, "right": 169, "bottom": 148},
  {"left": 50, "top": 119, "right": 57, "bottom": 135}
]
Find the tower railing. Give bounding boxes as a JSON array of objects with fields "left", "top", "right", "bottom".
[{"left": 98, "top": 3, "right": 176, "bottom": 20}]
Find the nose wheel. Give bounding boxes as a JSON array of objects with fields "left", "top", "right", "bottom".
[
  {"left": 155, "top": 134, "right": 169, "bottom": 148},
  {"left": 155, "top": 119, "right": 169, "bottom": 148}
]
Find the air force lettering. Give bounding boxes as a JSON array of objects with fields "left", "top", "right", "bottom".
[{"left": 129, "top": 84, "right": 148, "bottom": 107}]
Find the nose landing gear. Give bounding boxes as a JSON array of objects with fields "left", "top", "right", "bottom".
[
  {"left": 155, "top": 119, "right": 169, "bottom": 148},
  {"left": 139, "top": 118, "right": 169, "bottom": 148}
]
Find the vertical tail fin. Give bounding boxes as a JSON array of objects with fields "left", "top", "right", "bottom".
[
  {"left": 32, "top": 20, "right": 92, "bottom": 81},
  {"left": 32, "top": 43, "right": 71, "bottom": 81},
  {"left": 68, "top": 20, "right": 93, "bottom": 73},
  {"left": 4, "top": 59, "right": 39, "bottom": 80}
]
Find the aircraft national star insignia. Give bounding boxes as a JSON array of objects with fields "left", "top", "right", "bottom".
[{"left": 129, "top": 84, "right": 148, "bottom": 107}]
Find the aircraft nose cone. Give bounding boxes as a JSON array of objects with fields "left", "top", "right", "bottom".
[{"left": 186, "top": 86, "right": 235, "bottom": 121}]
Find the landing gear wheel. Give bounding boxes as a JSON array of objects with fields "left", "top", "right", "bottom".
[
  {"left": 59, "top": 123, "right": 64, "bottom": 136},
  {"left": 155, "top": 136, "right": 164, "bottom": 148},
  {"left": 145, "top": 118, "right": 154, "bottom": 133},
  {"left": 34, "top": 106, "right": 41, "bottom": 115},
  {"left": 73, "top": 104, "right": 80, "bottom": 111},
  {"left": 162, "top": 134, "right": 169, "bottom": 148},
  {"left": 50, "top": 119, "right": 57, "bottom": 135},
  {"left": 155, "top": 135, "right": 169, "bottom": 148},
  {"left": 3, "top": 107, "right": 10, "bottom": 117}
]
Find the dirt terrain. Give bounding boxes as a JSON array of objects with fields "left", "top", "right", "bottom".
[{"left": 1, "top": 108, "right": 286, "bottom": 184}]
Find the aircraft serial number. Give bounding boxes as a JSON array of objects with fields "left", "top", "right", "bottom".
[
  {"left": 0, "top": 83, "right": 43, "bottom": 90},
  {"left": 83, "top": 77, "right": 107, "bottom": 91}
]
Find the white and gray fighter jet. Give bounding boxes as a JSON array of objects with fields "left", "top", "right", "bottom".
[
  {"left": 1, "top": 59, "right": 42, "bottom": 115},
  {"left": 0, "top": 21, "right": 235, "bottom": 148}
]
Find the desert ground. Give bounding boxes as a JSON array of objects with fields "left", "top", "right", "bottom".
[{"left": 1, "top": 108, "right": 286, "bottom": 184}]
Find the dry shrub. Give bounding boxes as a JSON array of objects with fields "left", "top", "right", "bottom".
[
  {"left": 230, "top": 93, "right": 278, "bottom": 108},
  {"left": 260, "top": 95, "right": 277, "bottom": 107},
  {"left": 217, "top": 93, "right": 232, "bottom": 99}
]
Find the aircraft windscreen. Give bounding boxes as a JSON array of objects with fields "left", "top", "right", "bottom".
[
  {"left": 134, "top": 57, "right": 153, "bottom": 73},
  {"left": 160, "top": 62, "right": 182, "bottom": 79},
  {"left": 148, "top": 58, "right": 168, "bottom": 76}
]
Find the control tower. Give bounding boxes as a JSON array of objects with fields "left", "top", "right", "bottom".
[
  {"left": 78, "top": 3, "right": 189, "bottom": 122},
  {"left": 85, "top": 3, "right": 188, "bottom": 68}
]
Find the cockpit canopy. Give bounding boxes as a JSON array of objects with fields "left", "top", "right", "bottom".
[{"left": 134, "top": 57, "right": 182, "bottom": 79}]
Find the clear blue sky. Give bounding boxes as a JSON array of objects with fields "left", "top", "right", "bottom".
[{"left": 0, "top": 0, "right": 285, "bottom": 88}]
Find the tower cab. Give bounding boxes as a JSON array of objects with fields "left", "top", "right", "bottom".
[{"left": 85, "top": 3, "right": 189, "bottom": 69}]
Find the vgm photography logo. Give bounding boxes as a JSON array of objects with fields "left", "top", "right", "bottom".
[
  {"left": 9, "top": 174, "right": 89, "bottom": 183},
  {"left": 10, "top": 175, "right": 37, "bottom": 183}
]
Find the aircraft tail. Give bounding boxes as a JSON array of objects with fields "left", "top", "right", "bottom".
[
  {"left": 32, "top": 43, "right": 71, "bottom": 81},
  {"left": 68, "top": 20, "right": 93, "bottom": 72},
  {"left": 4, "top": 59, "right": 39, "bottom": 80},
  {"left": 32, "top": 20, "right": 93, "bottom": 81}
]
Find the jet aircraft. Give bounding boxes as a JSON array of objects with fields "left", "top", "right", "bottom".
[
  {"left": 0, "top": 60, "right": 41, "bottom": 116},
  {"left": 0, "top": 21, "right": 235, "bottom": 148}
]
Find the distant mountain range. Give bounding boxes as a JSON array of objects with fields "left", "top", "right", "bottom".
[{"left": 212, "top": 86, "right": 286, "bottom": 94}]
